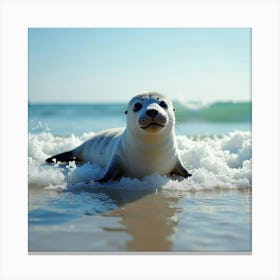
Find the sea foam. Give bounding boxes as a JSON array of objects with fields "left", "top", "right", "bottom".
[{"left": 28, "top": 131, "right": 252, "bottom": 192}]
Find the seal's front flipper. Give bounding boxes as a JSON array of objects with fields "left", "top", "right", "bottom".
[
  {"left": 46, "top": 150, "right": 76, "bottom": 163},
  {"left": 95, "top": 156, "right": 123, "bottom": 183},
  {"left": 171, "top": 159, "right": 192, "bottom": 178}
]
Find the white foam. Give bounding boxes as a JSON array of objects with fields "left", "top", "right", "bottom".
[
  {"left": 28, "top": 157, "right": 66, "bottom": 188},
  {"left": 28, "top": 130, "right": 252, "bottom": 192}
]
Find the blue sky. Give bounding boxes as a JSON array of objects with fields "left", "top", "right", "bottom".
[{"left": 28, "top": 28, "right": 251, "bottom": 103}]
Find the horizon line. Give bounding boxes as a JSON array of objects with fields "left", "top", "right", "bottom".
[{"left": 29, "top": 99, "right": 252, "bottom": 105}]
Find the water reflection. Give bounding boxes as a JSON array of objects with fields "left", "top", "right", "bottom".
[
  {"left": 103, "top": 189, "right": 251, "bottom": 252},
  {"left": 28, "top": 187, "right": 251, "bottom": 252},
  {"left": 105, "top": 192, "right": 180, "bottom": 251}
]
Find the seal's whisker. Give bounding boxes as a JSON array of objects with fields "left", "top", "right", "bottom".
[{"left": 174, "top": 124, "right": 184, "bottom": 136}]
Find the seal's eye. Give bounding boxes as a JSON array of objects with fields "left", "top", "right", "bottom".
[
  {"left": 133, "top": 102, "right": 142, "bottom": 112},
  {"left": 159, "top": 100, "right": 168, "bottom": 109}
]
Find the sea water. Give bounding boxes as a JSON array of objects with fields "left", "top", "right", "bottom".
[{"left": 28, "top": 101, "right": 252, "bottom": 252}]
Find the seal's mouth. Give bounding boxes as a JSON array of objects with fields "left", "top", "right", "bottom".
[{"left": 141, "top": 122, "right": 165, "bottom": 129}]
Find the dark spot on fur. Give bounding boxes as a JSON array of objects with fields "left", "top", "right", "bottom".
[
  {"left": 104, "top": 139, "right": 110, "bottom": 147},
  {"left": 95, "top": 136, "right": 104, "bottom": 145}
]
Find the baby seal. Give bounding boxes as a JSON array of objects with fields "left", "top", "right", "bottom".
[{"left": 46, "top": 92, "right": 192, "bottom": 183}]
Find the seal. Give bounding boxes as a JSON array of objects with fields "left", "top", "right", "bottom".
[{"left": 46, "top": 92, "right": 192, "bottom": 183}]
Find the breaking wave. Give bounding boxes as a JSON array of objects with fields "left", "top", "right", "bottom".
[{"left": 28, "top": 130, "right": 252, "bottom": 192}]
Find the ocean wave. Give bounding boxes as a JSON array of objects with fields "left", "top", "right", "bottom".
[
  {"left": 28, "top": 130, "right": 252, "bottom": 192},
  {"left": 29, "top": 101, "right": 251, "bottom": 125},
  {"left": 173, "top": 100, "right": 251, "bottom": 123}
]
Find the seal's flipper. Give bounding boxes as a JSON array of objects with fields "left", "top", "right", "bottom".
[
  {"left": 95, "top": 156, "right": 122, "bottom": 183},
  {"left": 171, "top": 159, "right": 192, "bottom": 178},
  {"left": 46, "top": 150, "right": 76, "bottom": 163}
]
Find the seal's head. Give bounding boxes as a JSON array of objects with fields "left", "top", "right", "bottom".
[{"left": 126, "top": 92, "right": 175, "bottom": 136}]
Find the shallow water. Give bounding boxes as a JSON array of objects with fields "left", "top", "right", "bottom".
[
  {"left": 29, "top": 187, "right": 251, "bottom": 252},
  {"left": 28, "top": 102, "right": 252, "bottom": 252}
]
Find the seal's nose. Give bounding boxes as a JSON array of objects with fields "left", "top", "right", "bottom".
[{"left": 146, "top": 109, "right": 158, "bottom": 118}]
